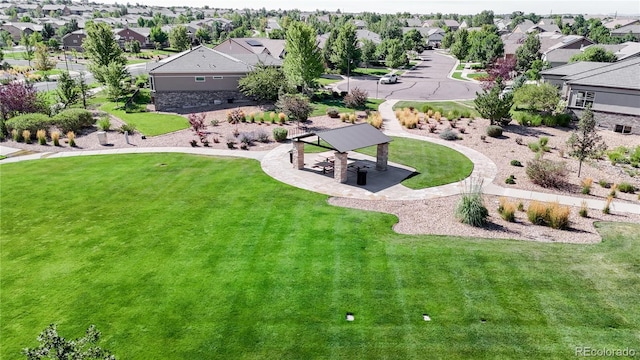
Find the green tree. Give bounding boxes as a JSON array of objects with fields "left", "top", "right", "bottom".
[
  {"left": 41, "top": 23, "right": 55, "bottom": 41},
  {"left": 20, "top": 33, "right": 38, "bottom": 66},
  {"left": 103, "top": 62, "right": 130, "bottom": 101},
  {"left": 360, "top": 39, "right": 377, "bottom": 67},
  {"left": 56, "top": 71, "right": 79, "bottom": 108},
  {"left": 283, "top": 21, "right": 323, "bottom": 91},
  {"left": 34, "top": 43, "right": 55, "bottom": 73},
  {"left": 450, "top": 29, "right": 470, "bottom": 60},
  {"left": 473, "top": 10, "right": 494, "bottom": 27},
  {"left": 330, "top": 23, "right": 361, "bottom": 74},
  {"left": 321, "top": 29, "right": 338, "bottom": 69},
  {"left": 195, "top": 28, "right": 211, "bottom": 44},
  {"left": 384, "top": 38, "right": 408, "bottom": 68},
  {"left": 169, "top": 25, "right": 190, "bottom": 51},
  {"left": 402, "top": 29, "right": 424, "bottom": 52},
  {"left": 83, "top": 22, "right": 126, "bottom": 84},
  {"left": 515, "top": 33, "right": 540, "bottom": 72},
  {"left": 268, "top": 28, "right": 285, "bottom": 39},
  {"left": 512, "top": 83, "right": 559, "bottom": 113},
  {"left": 47, "top": 38, "right": 60, "bottom": 51},
  {"left": 467, "top": 30, "right": 503, "bottom": 66},
  {"left": 238, "top": 65, "right": 286, "bottom": 102},
  {"left": 441, "top": 31, "right": 454, "bottom": 49},
  {"left": 474, "top": 84, "right": 513, "bottom": 126},
  {"left": 567, "top": 105, "right": 607, "bottom": 177},
  {"left": 22, "top": 324, "right": 116, "bottom": 360},
  {"left": 150, "top": 26, "right": 168, "bottom": 48},
  {"left": 569, "top": 46, "right": 617, "bottom": 63}
]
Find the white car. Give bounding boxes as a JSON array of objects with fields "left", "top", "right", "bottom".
[{"left": 379, "top": 74, "right": 398, "bottom": 84}]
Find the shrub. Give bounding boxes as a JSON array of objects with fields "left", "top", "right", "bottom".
[
  {"left": 226, "top": 109, "right": 245, "bottom": 124},
  {"left": 486, "top": 125, "right": 502, "bottom": 138},
  {"left": 238, "top": 132, "right": 255, "bottom": 146},
  {"left": 498, "top": 198, "right": 516, "bottom": 222},
  {"left": 210, "top": 119, "right": 219, "bottom": 127},
  {"left": 278, "top": 112, "right": 287, "bottom": 124},
  {"left": 254, "top": 129, "right": 270, "bottom": 143},
  {"left": 458, "top": 127, "right": 465, "bottom": 134},
  {"left": 53, "top": 109, "right": 95, "bottom": 133},
  {"left": 455, "top": 180, "right": 488, "bottom": 227},
  {"left": 22, "top": 130, "right": 32, "bottom": 143},
  {"left": 618, "top": 182, "right": 636, "bottom": 194},
  {"left": 36, "top": 129, "right": 46, "bottom": 145},
  {"left": 247, "top": 112, "right": 255, "bottom": 123},
  {"left": 67, "top": 131, "right": 76, "bottom": 147},
  {"left": 339, "top": 113, "right": 347, "bottom": 122},
  {"left": 439, "top": 128, "right": 459, "bottom": 141},
  {"left": 272, "top": 127, "right": 288, "bottom": 142},
  {"left": 517, "top": 202, "right": 524, "bottom": 212},
  {"left": 603, "top": 196, "right": 613, "bottom": 214},
  {"left": 505, "top": 175, "right": 516, "bottom": 184},
  {"left": 326, "top": 107, "right": 340, "bottom": 118},
  {"left": 480, "top": 135, "right": 486, "bottom": 142},
  {"left": 119, "top": 124, "right": 137, "bottom": 134},
  {"left": 5, "top": 113, "right": 52, "bottom": 135},
  {"left": 579, "top": 201, "right": 588, "bottom": 218},
  {"left": 510, "top": 160, "right": 522, "bottom": 167},
  {"left": 343, "top": 87, "right": 368, "bottom": 108},
  {"left": 526, "top": 158, "right": 567, "bottom": 188},
  {"left": 277, "top": 94, "right": 312, "bottom": 122},
  {"left": 515, "top": 136, "right": 523, "bottom": 145},
  {"left": 51, "top": 131, "right": 60, "bottom": 146},
  {"left": 11, "top": 129, "right": 20, "bottom": 142},
  {"left": 434, "top": 111, "right": 442, "bottom": 123},
  {"left": 527, "top": 201, "right": 548, "bottom": 225},
  {"left": 581, "top": 177, "right": 593, "bottom": 195},
  {"left": 547, "top": 202, "right": 570, "bottom": 229},
  {"left": 598, "top": 179, "right": 609, "bottom": 188},
  {"left": 226, "top": 140, "right": 236, "bottom": 149},
  {"left": 421, "top": 104, "right": 433, "bottom": 114},
  {"left": 367, "top": 112, "right": 383, "bottom": 129},
  {"left": 348, "top": 113, "right": 357, "bottom": 124},
  {"left": 609, "top": 184, "right": 618, "bottom": 197},
  {"left": 97, "top": 117, "right": 111, "bottom": 131}
]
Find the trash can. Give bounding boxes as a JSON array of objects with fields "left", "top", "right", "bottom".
[{"left": 357, "top": 169, "right": 367, "bottom": 185}]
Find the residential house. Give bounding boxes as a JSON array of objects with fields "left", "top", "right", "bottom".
[
  {"left": 540, "top": 61, "right": 610, "bottom": 88},
  {"left": 422, "top": 19, "right": 459, "bottom": 31},
  {"left": 611, "top": 24, "right": 640, "bottom": 41},
  {"left": 41, "top": 4, "right": 70, "bottom": 16},
  {"left": 67, "top": 5, "right": 93, "bottom": 16},
  {"left": 403, "top": 18, "right": 422, "bottom": 27},
  {"left": 356, "top": 29, "right": 381, "bottom": 45},
  {"left": 505, "top": 32, "right": 593, "bottom": 62},
  {"left": 1, "top": 22, "right": 44, "bottom": 42},
  {"left": 603, "top": 18, "right": 640, "bottom": 30},
  {"left": 512, "top": 19, "right": 535, "bottom": 34},
  {"left": 214, "top": 38, "right": 286, "bottom": 59},
  {"left": 15, "top": 4, "right": 40, "bottom": 14},
  {"left": 401, "top": 27, "right": 445, "bottom": 48},
  {"left": 148, "top": 45, "right": 282, "bottom": 111},
  {"left": 62, "top": 29, "right": 86, "bottom": 51},
  {"left": 527, "top": 24, "right": 561, "bottom": 34},
  {"left": 353, "top": 20, "right": 367, "bottom": 29},
  {"left": 542, "top": 58, "right": 640, "bottom": 134},
  {"left": 115, "top": 27, "right": 149, "bottom": 48}
]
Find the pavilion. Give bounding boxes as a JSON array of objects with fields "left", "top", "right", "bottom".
[{"left": 290, "top": 123, "right": 393, "bottom": 183}]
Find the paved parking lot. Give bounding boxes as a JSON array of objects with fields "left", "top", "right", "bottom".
[{"left": 336, "top": 51, "right": 481, "bottom": 100}]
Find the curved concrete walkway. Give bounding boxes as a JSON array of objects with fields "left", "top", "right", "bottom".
[{"left": 1, "top": 104, "right": 639, "bottom": 215}]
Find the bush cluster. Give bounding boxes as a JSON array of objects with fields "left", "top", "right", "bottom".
[
  {"left": 272, "top": 127, "right": 288, "bottom": 142},
  {"left": 343, "top": 87, "right": 368, "bottom": 109},
  {"left": 512, "top": 110, "right": 572, "bottom": 127},
  {"left": 486, "top": 125, "right": 503, "bottom": 138},
  {"left": 367, "top": 112, "right": 383, "bottom": 129},
  {"left": 455, "top": 182, "right": 488, "bottom": 227},
  {"left": 227, "top": 109, "right": 245, "bottom": 124},
  {"left": 5, "top": 113, "right": 52, "bottom": 136},
  {"left": 497, "top": 198, "right": 516, "bottom": 222},
  {"left": 326, "top": 107, "right": 340, "bottom": 118},
  {"left": 439, "top": 128, "right": 459, "bottom": 141},
  {"left": 527, "top": 201, "right": 570, "bottom": 229},
  {"left": 53, "top": 109, "right": 95, "bottom": 133},
  {"left": 526, "top": 159, "right": 567, "bottom": 188},
  {"left": 395, "top": 107, "right": 419, "bottom": 129}
]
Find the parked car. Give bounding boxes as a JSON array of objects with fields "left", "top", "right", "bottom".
[{"left": 379, "top": 74, "right": 398, "bottom": 84}]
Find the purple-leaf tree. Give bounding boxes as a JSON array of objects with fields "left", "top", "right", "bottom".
[
  {"left": 188, "top": 112, "right": 209, "bottom": 146},
  {"left": 0, "top": 82, "right": 44, "bottom": 120},
  {"left": 481, "top": 57, "right": 517, "bottom": 91}
]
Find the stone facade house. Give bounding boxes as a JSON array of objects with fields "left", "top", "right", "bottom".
[
  {"left": 542, "top": 58, "right": 640, "bottom": 134},
  {"left": 148, "top": 45, "right": 282, "bottom": 111}
]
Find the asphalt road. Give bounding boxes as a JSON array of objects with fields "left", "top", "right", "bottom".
[{"left": 336, "top": 51, "right": 481, "bottom": 101}]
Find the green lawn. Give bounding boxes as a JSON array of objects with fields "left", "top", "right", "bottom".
[
  {"left": 311, "top": 98, "right": 384, "bottom": 117},
  {"left": 467, "top": 72, "right": 488, "bottom": 79},
  {"left": 32, "top": 69, "right": 64, "bottom": 77},
  {"left": 1, "top": 154, "right": 639, "bottom": 359},
  {"left": 317, "top": 77, "right": 341, "bottom": 86},
  {"left": 2, "top": 51, "right": 26, "bottom": 60},
  {"left": 98, "top": 91, "right": 189, "bottom": 136},
  {"left": 393, "top": 101, "right": 479, "bottom": 118},
  {"left": 451, "top": 71, "right": 466, "bottom": 80},
  {"left": 352, "top": 67, "right": 389, "bottom": 76},
  {"left": 358, "top": 137, "right": 473, "bottom": 188}
]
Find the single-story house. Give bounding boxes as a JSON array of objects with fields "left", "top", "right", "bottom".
[
  {"left": 542, "top": 58, "right": 640, "bottom": 134},
  {"left": 214, "top": 38, "right": 286, "bottom": 59},
  {"left": 148, "top": 45, "right": 282, "bottom": 111},
  {"left": 1, "top": 22, "right": 43, "bottom": 42},
  {"left": 610, "top": 24, "right": 640, "bottom": 40}
]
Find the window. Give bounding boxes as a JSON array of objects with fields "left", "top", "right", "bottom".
[
  {"left": 195, "top": 76, "right": 205, "bottom": 82},
  {"left": 72, "top": 39, "right": 77, "bottom": 43},
  {"left": 614, "top": 125, "right": 632, "bottom": 134},
  {"left": 575, "top": 91, "right": 595, "bottom": 108},
  {"left": 149, "top": 76, "right": 155, "bottom": 91},
  {"left": 212, "top": 76, "right": 223, "bottom": 79}
]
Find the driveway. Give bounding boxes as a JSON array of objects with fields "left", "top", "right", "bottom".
[{"left": 336, "top": 51, "right": 481, "bottom": 100}]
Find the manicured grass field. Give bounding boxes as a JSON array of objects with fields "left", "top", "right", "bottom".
[
  {"left": 317, "top": 77, "right": 341, "bottom": 86},
  {"left": 358, "top": 137, "right": 473, "bottom": 188},
  {"left": 352, "top": 67, "right": 389, "bottom": 76},
  {"left": 98, "top": 91, "right": 189, "bottom": 136},
  {"left": 393, "top": 101, "right": 479, "bottom": 118},
  {"left": 467, "top": 72, "right": 488, "bottom": 79},
  {"left": 310, "top": 98, "right": 384, "bottom": 117},
  {"left": 2, "top": 155, "right": 639, "bottom": 359}
]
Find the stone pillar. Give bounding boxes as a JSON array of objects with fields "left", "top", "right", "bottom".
[
  {"left": 334, "top": 151, "right": 348, "bottom": 183},
  {"left": 376, "top": 142, "right": 389, "bottom": 171},
  {"left": 292, "top": 140, "right": 305, "bottom": 170}
]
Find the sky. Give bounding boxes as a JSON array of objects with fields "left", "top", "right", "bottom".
[{"left": 99, "top": 0, "right": 640, "bottom": 16}]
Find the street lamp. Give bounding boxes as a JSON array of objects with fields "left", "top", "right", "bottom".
[{"left": 347, "top": 58, "right": 351, "bottom": 93}]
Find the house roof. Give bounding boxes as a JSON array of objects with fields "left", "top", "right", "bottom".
[
  {"left": 611, "top": 24, "right": 640, "bottom": 35},
  {"left": 584, "top": 42, "right": 640, "bottom": 60},
  {"left": 314, "top": 123, "right": 393, "bottom": 153},
  {"left": 603, "top": 18, "right": 640, "bottom": 30},
  {"left": 565, "top": 58, "right": 640, "bottom": 90},
  {"left": 542, "top": 48, "right": 582, "bottom": 63},
  {"left": 218, "top": 38, "right": 286, "bottom": 59},
  {"left": 356, "top": 29, "right": 381, "bottom": 44},
  {"left": 527, "top": 24, "right": 561, "bottom": 33},
  {"left": 148, "top": 45, "right": 280, "bottom": 75},
  {"left": 540, "top": 61, "right": 610, "bottom": 76}
]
